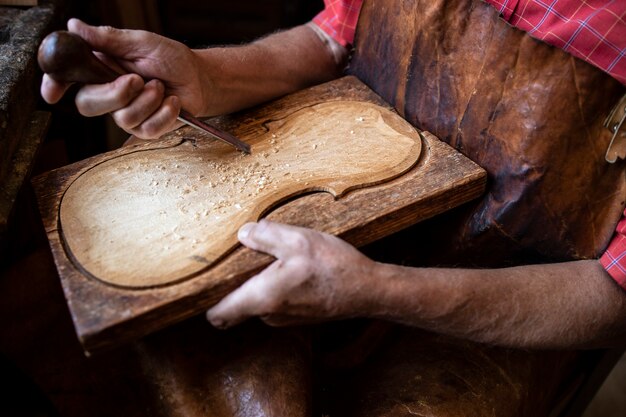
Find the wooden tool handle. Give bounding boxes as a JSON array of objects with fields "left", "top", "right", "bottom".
[{"left": 38, "top": 31, "right": 121, "bottom": 84}]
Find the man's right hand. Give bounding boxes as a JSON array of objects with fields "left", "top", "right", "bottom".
[
  {"left": 41, "top": 17, "right": 346, "bottom": 141},
  {"left": 40, "top": 18, "right": 210, "bottom": 139}
]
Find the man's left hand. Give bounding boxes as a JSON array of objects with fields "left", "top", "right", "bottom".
[{"left": 206, "top": 220, "right": 378, "bottom": 328}]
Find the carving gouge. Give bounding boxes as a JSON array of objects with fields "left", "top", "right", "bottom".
[{"left": 38, "top": 30, "right": 251, "bottom": 154}]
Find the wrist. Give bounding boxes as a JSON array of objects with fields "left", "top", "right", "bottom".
[
  {"left": 350, "top": 260, "right": 403, "bottom": 319},
  {"left": 360, "top": 263, "right": 434, "bottom": 324},
  {"left": 192, "top": 45, "right": 264, "bottom": 116},
  {"left": 191, "top": 48, "right": 221, "bottom": 116}
]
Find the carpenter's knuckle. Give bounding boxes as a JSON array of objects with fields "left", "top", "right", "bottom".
[
  {"left": 120, "top": 85, "right": 138, "bottom": 105},
  {"left": 136, "top": 30, "right": 152, "bottom": 41},
  {"left": 293, "top": 258, "right": 315, "bottom": 276},
  {"left": 140, "top": 123, "right": 162, "bottom": 139},
  {"left": 273, "top": 259, "right": 286, "bottom": 270},
  {"left": 100, "top": 25, "right": 118, "bottom": 34},
  {"left": 75, "top": 99, "right": 95, "bottom": 117},
  {"left": 163, "top": 103, "right": 178, "bottom": 120},
  {"left": 145, "top": 79, "right": 162, "bottom": 94},
  {"left": 75, "top": 105, "right": 90, "bottom": 117},
  {"left": 113, "top": 111, "right": 135, "bottom": 130},
  {"left": 260, "top": 297, "right": 280, "bottom": 316},
  {"left": 291, "top": 233, "right": 311, "bottom": 253},
  {"left": 255, "top": 219, "right": 272, "bottom": 234}
]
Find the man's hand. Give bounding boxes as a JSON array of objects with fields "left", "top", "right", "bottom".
[
  {"left": 206, "top": 221, "right": 626, "bottom": 348},
  {"left": 40, "top": 19, "right": 345, "bottom": 141},
  {"left": 40, "top": 18, "right": 209, "bottom": 139},
  {"left": 206, "top": 220, "right": 378, "bottom": 329}
]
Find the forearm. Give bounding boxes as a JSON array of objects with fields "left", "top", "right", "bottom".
[
  {"left": 367, "top": 260, "right": 626, "bottom": 349},
  {"left": 194, "top": 24, "right": 344, "bottom": 116}
]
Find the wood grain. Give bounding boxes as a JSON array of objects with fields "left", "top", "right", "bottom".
[
  {"left": 59, "top": 101, "right": 422, "bottom": 288},
  {"left": 33, "top": 76, "right": 486, "bottom": 353}
]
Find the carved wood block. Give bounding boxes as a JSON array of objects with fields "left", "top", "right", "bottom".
[
  {"left": 60, "top": 101, "right": 422, "bottom": 288},
  {"left": 33, "top": 76, "right": 486, "bottom": 353}
]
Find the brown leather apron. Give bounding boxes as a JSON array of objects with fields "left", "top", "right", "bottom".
[{"left": 350, "top": 0, "right": 626, "bottom": 267}]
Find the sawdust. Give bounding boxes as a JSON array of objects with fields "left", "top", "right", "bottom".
[{"left": 59, "top": 100, "right": 422, "bottom": 287}]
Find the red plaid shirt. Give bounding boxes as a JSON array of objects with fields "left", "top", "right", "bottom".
[
  {"left": 488, "top": 0, "right": 626, "bottom": 84},
  {"left": 601, "top": 211, "right": 626, "bottom": 289},
  {"left": 313, "top": 0, "right": 626, "bottom": 288},
  {"left": 313, "top": 0, "right": 626, "bottom": 83},
  {"left": 312, "top": 0, "right": 363, "bottom": 47}
]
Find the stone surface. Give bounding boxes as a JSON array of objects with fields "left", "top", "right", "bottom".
[
  {"left": 0, "top": 2, "right": 56, "bottom": 183},
  {"left": 0, "top": 111, "right": 50, "bottom": 254},
  {"left": 0, "top": 1, "right": 60, "bottom": 255}
]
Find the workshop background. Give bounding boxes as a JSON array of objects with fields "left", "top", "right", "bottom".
[{"left": 0, "top": 1, "right": 624, "bottom": 417}]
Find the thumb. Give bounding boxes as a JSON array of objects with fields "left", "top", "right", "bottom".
[
  {"left": 206, "top": 261, "right": 285, "bottom": 328},
  {"left": 238, "top": 220, "right": 311, "bottom": 259}
]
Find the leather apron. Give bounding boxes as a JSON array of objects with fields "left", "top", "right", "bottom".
[
  {"left": 63, "top": 3, "right": 625, "bottom": 417},
  {"left": 349, "top": 0, "right": 626, "bottom": 267}
]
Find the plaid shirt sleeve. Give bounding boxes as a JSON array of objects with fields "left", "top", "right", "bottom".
[
  {"left": 312, "top": 0, "right": 364, "bottom": 47},
  {"left": 601, "top": 210, "right": 626, "bottom": 289},
  {"left": 484, "top": 0, "right": 626, "bottom": 85}
]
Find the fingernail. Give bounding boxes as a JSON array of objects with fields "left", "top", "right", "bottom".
[
  {"left": 67, "top": 17, "right": 80, "bottom": 27},
  {"left": 208, "top": 315, "right": 226, "bottom": 329},
  {"left": 151, "top": 79, "right": 164, "bottom": 91},
  {"left": 67, "top": 18, "right": 86, "bottom": 33},
  {"left": 238, "top": 223, "right": 254, "bottom": 240},
  {"left": 129, "top": 75, "right": 144, "bottom": 92}
]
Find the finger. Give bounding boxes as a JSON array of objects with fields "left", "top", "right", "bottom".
[
  {"left": 206, "top": 261, "right": 286, "bottom": 329},
  {"left": 67, "top": 18, "right": 146, "bottom": 58},
  {"left": 112, "top": 79, "right": 165, "bottom": 131},
  {"left": 238, "top": 220, "right": 311, "bottom": 259},
  {"left": 127, "top": 95, "right": 181, "bottom": 139},
  {"left": 40, "top": 74, "right": 73, "bottom": 104},
  {"left": 75, "top": 73, "right": 144, "bottom": 117}
]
